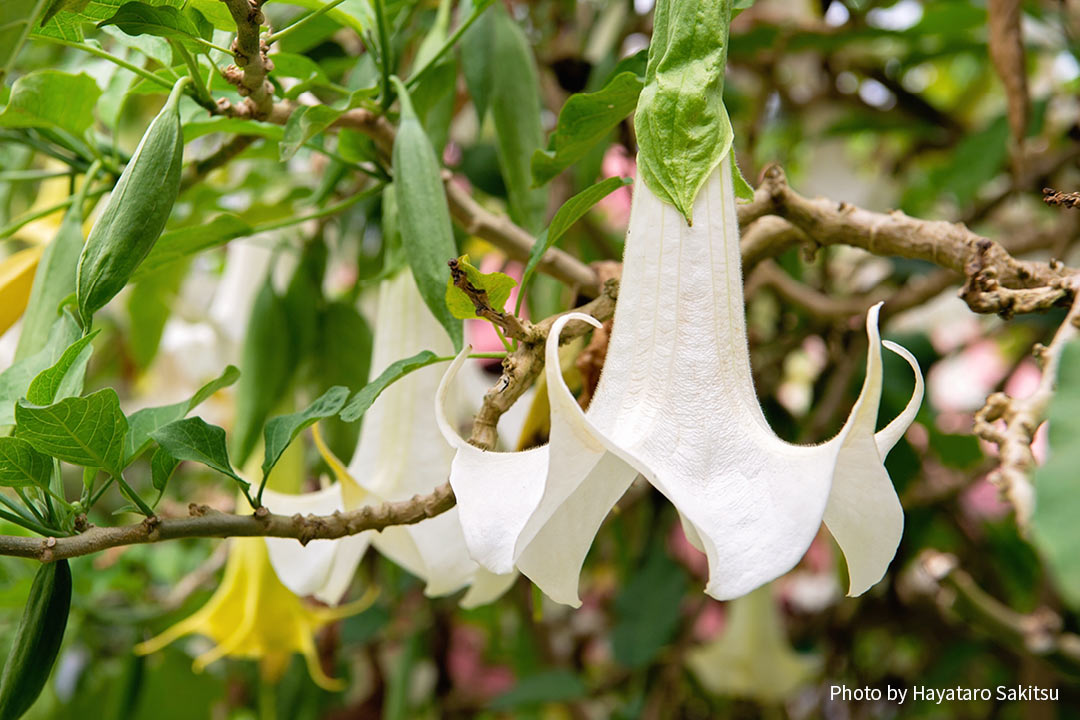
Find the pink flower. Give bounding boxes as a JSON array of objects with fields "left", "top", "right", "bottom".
[
  {"left": 596, "top": 146, "right": 635, "bottom": 229},
  {"left": 692, "top": 601, "right": 727, "bottom": 642},
  {"left": 929, "top": 340, "right": 1008, "bottom": 412},
  {"left": 961, "top": 477, "right": 1011, "bottom": 520},
  {"left": 447, "top": 625, "right": 515, "bottom": 700}
]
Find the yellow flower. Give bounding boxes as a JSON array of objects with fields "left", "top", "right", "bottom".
[
  {"left": 135, "top": 535, "right": 374, "bottom": 691},
  {"left": 0, "top": 245, "right": 43, "bottom": 336}
]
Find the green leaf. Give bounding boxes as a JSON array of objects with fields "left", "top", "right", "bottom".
[
  {"left": 279, "top": 105, "right": 344, "bottom": 161},
  {"left": 489, "top": 4, "right": 545, "bottom": 232},
  {"left": 35, "top": 0, "right": 185, "bottom": 43},
  {"left": 126, "top": 259, "right": 187, "bottom": 369},
  {"left": 531, "top": 72, "right": 644, "bottom": 186},
  {"left": 635, "top": 0, "right": 734, "bottom": 223},
  {"left": 733, "top": 0, "right": 755, "bottom": 15},
  {"left": 409, "top": 0, "right": 455, "bottom": 154},
  {"left": 445, "top": 254, "right": 517, "bottom": 320},
  {"left": 0, "top": 313, "right": 81, "bottom": 426},
  {"left": 97, "top": 1, "right": 209, "bottom": 53},
  {"left": 233, "top": 277, "right": 296, "bottom": 465},
  {"left": 519, "top": 176, "right": 631, "bottom": 298},
  {"left": 270, "top": 52, "right": 332, "bottom": 99},
  {"left": 0, "top": 0, "right": 51, "bottom": 85},
  {"left": 488, "top": 671, "right": 587, "bottom": 711},
  {"left": 0, "top": 70, "right": 102, "bottom": 136},
  {"left": 546, "top": 179, "right": 633, "bottom": 245},
  {"left": 13, "top": 191, "right": 87, "bottom": 362},
  {"left": 182, "top": 116, "right": 285, "bottom": 142},
  {"left": 611, "top": 547, "right": 688, "bottom": 668},
  {"left": 282, "top": 0, "right": 372, "bottom": 35},
  {"left": 311, "top": 300, "right": 372, "bottom": 459},
  {"left": 186, "top": 0, "right": 230, "bottom": 30},
  {"left": 0, "top": 437, "right": 52, "bottom": 489},
  {"left": 390, "top": 77, "right": 463, "bottom": 350},
  {"left": 124, "top": 365, "right": 240, "bottom": 464},
  {"left": 1031, "top": 340, "right": 1080, "bottom": 610},
  {"left": 134, "top": 214, "right": 253, "bottom": 278},
  {"left": 340, "top": 350, "right": 441, "bottom": 423},
  {"left": 15, "top": 388, "right": 128, "bottom": 474},
  {"left": 25, "top": 330, "right": 98, "bottom": 406},
  {"left": 149, "top": 445, "right": 178, "bottom": 492},
  {"left": 151, "top": 417, "right": 248, "bottom": 489},
  {"left": 261, "top": 386, "right": 349, "bottom": 477},
  {"left": 459, "top": 0, "right": 495, "bottom": 120}
]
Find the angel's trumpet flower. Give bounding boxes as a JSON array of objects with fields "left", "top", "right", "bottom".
[
  {"left": 436, "top": 153, "right": 923, "bottom": 606},
  {"left": 135, "top": 535, "right": 373, "bottom": 691},
  {"left": 263, "top": 269, "right": 516, "bottom": 607}
]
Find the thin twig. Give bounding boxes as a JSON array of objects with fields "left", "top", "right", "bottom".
[
  {"left": 974, "top": 287, "right": 1080, "bottom": 526},
  {"left": 911, "top": 550, "right": 1080, "bottom": 676},
  {"left": 0, "top": 482, "right": 456, "bottom": 563}
]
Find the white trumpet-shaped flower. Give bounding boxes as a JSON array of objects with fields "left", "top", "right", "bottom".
[
  {"left": 264, "top": 269, "right": 516, "bottom": 607},
  {"left": 436, "top": 152, "right": 924, "bottom": 606}
]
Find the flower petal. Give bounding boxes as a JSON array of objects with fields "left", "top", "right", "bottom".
[
  {"left": 460, "top": 568, "right": 518, "bottom": 609},
  {"left": 375, "top": 508, "right": 480, "bottom": 596},
  {"left": 542, "top": 163, "right": 840, "bottom": 601},
  {"left": 515, "top": 451, "right": 635, "bottom": 606},
  {"left": 312, "top": 533, "right": 372, "bottom": 605},
  {"left": 435, "top": 346, "right": 550, "bottom": 574},
  {"left": 262, "top": 484, "right": 357, "bottom": 599},
  {"left": 875, "top": 340, "right": 925, "bottom": 455},
  {"left": 349, "top": 268, "right": 459, "bottom": 500},
  {"left": 823, "top": 313, "right": 924, "bottom": 596}
]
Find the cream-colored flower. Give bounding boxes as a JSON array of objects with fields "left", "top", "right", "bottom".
[
  {"left": 437, "top": 152, "right": 924, "bottom": 606},
  {"left": 687, "top": 585, "right": 819, "bottom": 703},
  {"left": 263, "top": 269, "right": 516, "bottom": 607}
]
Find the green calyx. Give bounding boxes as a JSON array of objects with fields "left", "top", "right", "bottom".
[{"left": 634, "top": 0, "right": 750, "bottom": 224}]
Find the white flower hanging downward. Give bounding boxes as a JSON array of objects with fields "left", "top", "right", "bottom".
[
  {"left": 263, "top": 269, "right": 516, "bottom": 608},
  {"left": 437, "top": 152, "right": 923, "bottom": 606}
]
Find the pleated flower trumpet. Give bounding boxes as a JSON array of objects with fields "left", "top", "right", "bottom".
[
  {"left": 135, "top": 535, "right": 374, "bottom": 691},
  {"left": 436, "top": 153, "right": 924, "bottom": 606},
  {"left": 262, "top": 269, "right": 516, "bottom": 607}
]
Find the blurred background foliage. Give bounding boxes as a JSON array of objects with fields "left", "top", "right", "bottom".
[{"left": 3, "top": 0, "right": 1080, "bottom": 717}]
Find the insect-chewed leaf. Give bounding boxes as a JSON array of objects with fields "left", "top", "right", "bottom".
[{"left": 445, "top": 254, "right": 517, "bottom": 320}]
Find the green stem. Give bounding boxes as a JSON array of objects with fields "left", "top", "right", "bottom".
[
  {"left": 0, "top": 187, "right": 108, "bottom": 241},
  {"left": 249, "top": 183, "right": 386, "bottom": 234},
  {"left": 115, "top": 474, "right": 155, "bottom": 517},
  {"left": 373, "top": 0, "right": 394, "bottom": 110},
  {"left": 173, "top": 41, "right": 216, "bottom": 111},
  {"left": 493, "top": 325, "right": 514, "bottom": 354},
  {"left": 0, "top": 129, "right": 87, "bottom": 171},
  {"left": 13, "top": 488, "right": 45, "bottom": 524},
  {"left": 0, "top": 507, "right": 59, "bottom": 538},
  {"left": 267, "top": 0, "right": 349, "bottom": 44},
  {"left": 195, "top": 38, "right": 235, "bottom": 56},
  {"left": 406, "top": 0, "right": 493, "bottom": 89},
  {"left": 35, "top": 36, "right": 174, "bottom": 91},
  {"left": 0, "top": 169, "right": 74, "bottom": 182},
  {"left": 0, "top": 493, "right": 38, "bottom": 525},
  {"left": 258, "top": 679, "right": 277, "bottom": 720},
  {"left": 89, "top": 473, "right": 114, "bottom": 508}
]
